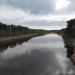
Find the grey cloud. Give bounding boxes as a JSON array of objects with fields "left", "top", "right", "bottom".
[
  {"left": 0, "top": 0, "right": 54, "bottom": 14},
  {"left": 68, "top": 0, "right": 75, "bottom": 11},
  {"left": 21, "top": 20, "right": 67, "bottom": 26},
  {"left": 59, "top": 0, "right": 75, "bottom": 11},
  {"left": 0, "top": 0, "right": 75, "bottom": 14}
]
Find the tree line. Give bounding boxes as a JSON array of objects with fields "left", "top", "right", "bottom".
[
  {"left": 0, "top": 22, "right": 30, "bottom": 37},
  {"left": 0, "top": 22, "right": 48, "bottom": 37}
]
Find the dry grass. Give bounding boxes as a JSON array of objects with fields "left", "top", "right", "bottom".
[{"left": 0, "top": 33, "right": 38, "bottom": 45}]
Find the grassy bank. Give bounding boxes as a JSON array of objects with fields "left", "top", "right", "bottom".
[
  {"left": 62, "top": 35, "right": 75, "bottom": 64},
  {"left": 0, "top": 33, "right": 44, "bottom": 46},
  {"left": 0, "top": 22, "right": 49, "bottom": 46}
]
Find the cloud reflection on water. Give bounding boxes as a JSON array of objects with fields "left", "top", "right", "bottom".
[{"left": 0, "top": 34, "right": 74, "bottom": 75}]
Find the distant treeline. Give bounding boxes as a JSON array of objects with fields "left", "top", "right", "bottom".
[
  {"left": 0, "top": 22, "right": 47, "bottom": 37},
  {"left": 0, "top": 22, "right": 30, "bottom": 37}
]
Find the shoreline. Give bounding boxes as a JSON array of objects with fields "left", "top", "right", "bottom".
[
  {"left": 0, "top": 28, "right": 75, "bottom": 64},
  {"left": 0, "top": 33, "right": 44, "bottom": 46},
  {"left": 0, "top": 30, "right": 65, "bottom": 46}
]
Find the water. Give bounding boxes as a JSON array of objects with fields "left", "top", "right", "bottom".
[{"left": 0, "top": 34, "right": 74, "bottom": 75}]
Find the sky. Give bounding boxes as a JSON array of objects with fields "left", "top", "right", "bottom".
[{"left": 0, "top": 0, "right": 75, "bottom": 27}]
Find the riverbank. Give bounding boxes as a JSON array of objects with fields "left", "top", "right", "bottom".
[
  {"left": 54, "top": 29, "right": 75, "bottom": 64},
  {"left": 0, "top": 33, "right": 45, "bottom": 46},
  {"left": 46, "top": 25, "right": 75, "bottom": 64},
  {"left": 56, "top": 19, "right": 75, "bottom": 64},
  {"left": 0, "top": 22, "right": 49, "bottom": 46},
  {"left": 62, "top": 33, "right": 75, "bottom": 64}
]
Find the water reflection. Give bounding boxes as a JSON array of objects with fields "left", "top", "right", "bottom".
[
  {"left": 62, "top": 34, "right": 75, "bottom": 64},
  {"left": 0, "top": 35, "right": 33, "bottom": 53},
  {"left": 0, "top": 34, "right": 74, "bottom": 75}
]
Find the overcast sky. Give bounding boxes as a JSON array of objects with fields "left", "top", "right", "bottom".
[{"left": 0, "top": 0, "right": 75, "bottom": 25}]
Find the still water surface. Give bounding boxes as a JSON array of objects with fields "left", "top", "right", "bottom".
[{"left": 0, "top": 34, "right": 75, "bottom": 75}]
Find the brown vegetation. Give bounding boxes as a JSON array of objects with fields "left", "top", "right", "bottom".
[{"left": 62, "top": 19, "right": 75, "bottom": 64}]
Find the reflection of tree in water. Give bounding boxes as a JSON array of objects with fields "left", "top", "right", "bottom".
[
  {"left": 62, "top": 34, "right": 75, "bottom": 64},
  {"left": 0, "top": 37, "right": 31, "bottom": 53},
  {"left": 0, "top": 33, "right": 46, "bottom": 53},
  {"left": 60, "top": 19, "right": 75, "bottom": 64}
]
